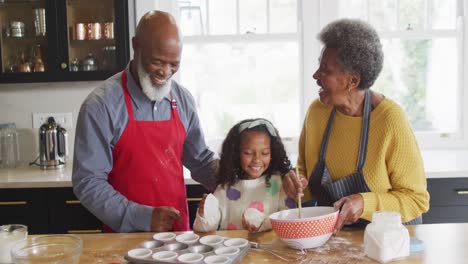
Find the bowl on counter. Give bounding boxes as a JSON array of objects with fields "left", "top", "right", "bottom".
[
  {"left": 10, "top": 235, "right": 83, "bottom": 264},
  {"left": 269, "top": 206, "right": 338, "bottom": 249}
]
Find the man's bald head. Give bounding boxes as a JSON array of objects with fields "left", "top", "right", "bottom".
[
  {"left": 135, "top": 11, "right": 180, "bottom": 41},
  {"left": 132, "top": 11, "right": 182, "bottom": 63},
  {"left": 130, "top": 11, "right": 182, "bottom": 100}
]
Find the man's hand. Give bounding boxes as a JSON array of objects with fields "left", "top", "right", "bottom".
[
  {"left": 197, "top": 194, "right": 208, "bottom": 217},
  {"left": 332, "top": 194, "right": 364, "bottom": 234},
  {"left": 150, "top": 206, "right": 181, "bottom": 232},
  {"left": 282, "top": 169, "right": 308, "bottom": 200}
]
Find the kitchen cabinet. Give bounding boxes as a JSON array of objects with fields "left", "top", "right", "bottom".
[
  {"left": 47, "top": 188, "right": 102, "bottom": 234},
  {"left": 0, "top": 187, "right": 101, "bottom": 234},
  {"left": 0, "top": 188, "right": 48, "bottom": 234},
  {"left": 0, "top": 185, "right": 210, "bottom": 234},
  {"left": 423, "top": 178, "right": 468, "bottom": 223},
  {"left": 0, "top": 0, "right": 129, "bottom": 83},
  {"left": 186, "top": 185, "right": 209, "bottom": 229}
]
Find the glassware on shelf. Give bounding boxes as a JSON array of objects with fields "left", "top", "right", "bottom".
[
  {"left": 103, "top": 22, "right": 114, "bottom": 39},
  {"left": 74, "top": 23, "right": 86, "bottom": 40},
  {"left": 82, "top": 53, "right": 98, "bottom": 71},
  {"left": 17, "top": 51, "right": 31, "bottom": 73},
  {"left": 33, "top": 8, "right": 46, "bottom": 36},
  {"left": 101, "top": 45, "right": 116, "bottom": 70},
  {"left": 87, "top": 22, "right": 101, "bottom": 40},
  {"left": 70, "top": 57, "right": 81, "bottom": 72},
  {"left": 10, "top": 21, "right": 25, "bottom": 38},
  {"left": 33, "top": 44, "right": 45, "bottom": 72}
]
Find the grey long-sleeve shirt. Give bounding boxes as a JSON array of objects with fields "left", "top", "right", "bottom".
[{"left": 72, "top": 65, "right": 217, "bottom": 232}]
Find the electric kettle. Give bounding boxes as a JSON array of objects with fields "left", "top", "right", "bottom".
[{"left": 39, "top": 117, "right": 68, "bottom": 169}]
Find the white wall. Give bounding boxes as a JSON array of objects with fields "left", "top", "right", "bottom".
[{"left": 0, "top": 81, "right": 100, "bottom": 164}]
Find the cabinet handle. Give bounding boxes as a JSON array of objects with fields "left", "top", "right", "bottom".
[
  {"left": 456, "top": 190, "right": 468, "bottom": 195},
  {"left": 0, "top": 201, "right": 27, "bottom": 205},
  {"left": 65, "top": 200, "right": 81, "bottom": 204},
  {"left": 67, "top": 229, "right": 102, "bottom": 234},
  {"left": 187, "top": 198, "right": 203, "bottom": 202}
]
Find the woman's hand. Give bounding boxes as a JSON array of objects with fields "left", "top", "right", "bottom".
[
  {"left": 282, "top": 169, "right": 308, "bottom": 200},
  {"left": 197, "top": 194, "right": 208, "bottom": 218},
  {"left": 333, "top": 194, "right": 364, "bottom": 234}
]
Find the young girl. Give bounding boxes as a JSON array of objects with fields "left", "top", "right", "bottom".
[{"left": 193, "top": 118, "right": 296, "bottom": 233}]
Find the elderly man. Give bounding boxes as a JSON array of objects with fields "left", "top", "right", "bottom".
[{"left": 72, "top": 11, "right": 218, "bottom": 232}]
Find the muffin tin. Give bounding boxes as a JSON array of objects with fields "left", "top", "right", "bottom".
[{"left": 124, "top": 233, "right": 250, "bottom": 264}]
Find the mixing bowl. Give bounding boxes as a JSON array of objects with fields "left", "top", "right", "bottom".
[
  {"left": 10, "top": 235, "right": 82, "bottom": 264},
  {"left": 269, "top": 207, "right": 338, "bottom": 249}
]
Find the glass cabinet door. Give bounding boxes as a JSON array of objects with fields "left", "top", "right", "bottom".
[
  {"left": 0, "top": 0, "right": 48, "bottom": 74},
  {"left": 66, "top": 0, "right": 117, "bottom": 72}
]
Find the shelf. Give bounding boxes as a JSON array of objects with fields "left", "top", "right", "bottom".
[
  {"left": 69, "top": 39, "right": 115, "bottom": 46},
  {"left": 3, "top": 35, "right": 47, "bottom": 42}
]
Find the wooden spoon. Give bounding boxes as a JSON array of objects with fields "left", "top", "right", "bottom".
[{"left": 296, "top": 167, "right": 302, "bottom": 219}]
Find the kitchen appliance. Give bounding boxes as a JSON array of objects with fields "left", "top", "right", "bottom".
[{"left": 39, "top": 117, "right": 68, "bottom": 169}]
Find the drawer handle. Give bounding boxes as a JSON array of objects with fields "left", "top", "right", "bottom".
[
  {"left": 456, "top": 190, "right": 468, "bottom": 195},
  {"left": 65, "top": 200, "right": 81, "bottom": 204},
  {"left": 67, "top": 229, "right": 102, "bottom": 234},
  {"left": 187, "top": 198, "right": 203, "bottom": 202},
  {"left": 0, "top": 201, "right": 27, "bottom": 205}
]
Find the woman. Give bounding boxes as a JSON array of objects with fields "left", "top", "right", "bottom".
[{"left": 286, "top": 18, "right": 429, "bottom": 232}]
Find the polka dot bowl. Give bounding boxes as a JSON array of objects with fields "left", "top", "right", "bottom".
[{"left": 269, "top": 206, "right": 338, "bottom": 249}]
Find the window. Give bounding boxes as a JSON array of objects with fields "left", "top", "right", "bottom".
[
  {"left": 134, "top": 0, "right": 468, "bottom": 150},
  {"left": 175, "top": 0, "right": 301, "bottom": 150},
  {"left": 318, "top": 0, "right": 466, "bottom": 148}
]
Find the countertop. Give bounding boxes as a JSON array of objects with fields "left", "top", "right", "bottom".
[
  {"left": 44, "top": 223, "right": 468, "bottom": 263},
  {"left": 1, "top": 150, "right": 468, "bottom": 189}
]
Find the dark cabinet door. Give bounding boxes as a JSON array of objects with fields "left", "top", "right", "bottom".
[
  {"left": 0, "top": 0, "right": 129, "bottom": 83},
  {"left": 423, "top": 178, "right": 468, "bottom": 224},
  {"left": 47, "top": 187, "right": 102, "bottom": 234},
  {"left": 0, "top": 188, "right": 48, "bottom": 234},
  {"left": 186, "top": 185, "right": 209, "bottom": 229}
]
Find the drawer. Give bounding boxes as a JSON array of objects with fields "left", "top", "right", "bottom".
[
  {"left": 427, "top": 178, "right": 468, "bottom": 206},
  {"left": 423, "top": 205, "right": 468, "bottom": 223},
  {"left": 47, "top": 188, "right": 102, "bottom": 234},
  {"left": 0, "top": 188, "right": 48, "bottom": 234}
]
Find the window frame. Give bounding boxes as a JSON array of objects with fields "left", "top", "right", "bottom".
[{"left": 132, "top": 0, "right": 468, "bottom": 151}]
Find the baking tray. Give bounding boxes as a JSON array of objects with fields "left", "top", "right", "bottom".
[{"left": 124, "top": 232, "right": 249, "bottom": 264}]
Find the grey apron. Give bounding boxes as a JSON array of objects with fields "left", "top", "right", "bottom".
[{"left": 308, "top": 89, "right": 421, "bottom": 225}]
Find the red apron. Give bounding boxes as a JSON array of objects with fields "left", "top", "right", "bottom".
[{"left": 103, "top": 70, "right": 189, "bottom": 232}]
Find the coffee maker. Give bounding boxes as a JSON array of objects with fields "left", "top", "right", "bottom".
[{"left": 39, "top": 117, "right": 68, "bottom": 169}]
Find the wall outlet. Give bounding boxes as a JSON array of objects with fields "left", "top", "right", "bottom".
[{"left": 32, "top": 112, "right": 73, "bottom": 129}]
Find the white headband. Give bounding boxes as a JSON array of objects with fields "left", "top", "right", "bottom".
[{"left": 238, "top": 119, "right": 278, "bottom": 137}]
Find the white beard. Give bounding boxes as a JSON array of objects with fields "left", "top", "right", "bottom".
[{"left": 137, "top": 60, "right": 172, "bottom": 102}]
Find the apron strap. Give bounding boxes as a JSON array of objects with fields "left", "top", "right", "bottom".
[
  {"left": 318, "top": 108, "right": 336, "bottom": 162},
  {"left": 357, "top": 89, "right": 371, "bottom": 173},
  {"left": 121, "top": 70, "right": 135, "bottom": 122}
]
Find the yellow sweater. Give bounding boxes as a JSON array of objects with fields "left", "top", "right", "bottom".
[{"left": 297, "top": 98, "right": 430, "bottom": 222}]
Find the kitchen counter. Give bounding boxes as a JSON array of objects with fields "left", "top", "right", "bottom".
[
  {"left": 49, "top": 223, "right": 468, "bottom": 263},
  {"left": 0, "top": 164, "right": 200, "bottom": 188},
  {"left": 1, "top": 150, "right": 468, "bottom": 188}
]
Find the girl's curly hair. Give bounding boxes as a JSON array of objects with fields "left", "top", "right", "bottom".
[{"left": 217, "top": 118, "right": 292, "bottom": 187}]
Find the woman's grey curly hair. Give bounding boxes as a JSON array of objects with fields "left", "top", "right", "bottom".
[{"left": 318, "top": 18, "right": 384, "bottom": 89}]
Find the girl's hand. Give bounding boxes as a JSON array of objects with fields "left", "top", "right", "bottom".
[
  {"left": 283, "top": 169, "right": 308, "bottom": 200},
  {"left": 241, "top": 214, "right": 263, "bottom": 233},
  {"left": 197, "top": 194, "right": 209, "bottom": 218}
]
